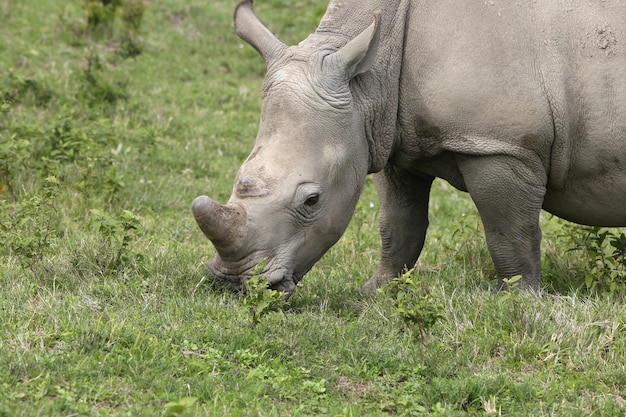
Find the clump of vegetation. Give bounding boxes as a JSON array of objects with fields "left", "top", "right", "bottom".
[
  {"left": 1, "top": 72, "right": 55, "bottom": 107},
  {"left": 83, "top": 0, "right": 146, "bottom": 58},
  {"left": 118, "top": 0, "right": 146, "bottom": 34},
  {"left": 241, "top": 260, "right": 286, "bottom": 327},
  {"left": 565, "top": 225, "right": 626, "bottom": 296},
  {"left": 84, "top": 0, "right": 145, "bottom": 36},
  {"left": 79, "top": 51, "right": 128, "bottom": 107},
  {"left": 0, "top": 176, "right": 61, "bottom": 280},
  {"left": 0, "top": 130, "right": 31, "bottom": 201},
  {"left": 163, "top": 396, "right": 198, "bottom": 417},
  {"left": 84, "top": 0, "right": 120, "bottom": 34},
  {"left": 87, "top": 208, "right": 144, "bottom": 275},
  {"left": 381, "top": 268, "right": 445, "bottom": 348}
]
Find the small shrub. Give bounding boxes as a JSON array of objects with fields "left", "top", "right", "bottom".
[
  {"left": 79, "top": 51, "right": 128, "bottom": 107},
  {"left": 46, "top": 115, "right": 88, "bottom": 163},
  {"left": 119, "top": 0, "right": 146, "bottom": 35},
  {"left": 0, "top": 176, "right": 61, "bottom": 279},
  {"left": 82, "top": 0, "right": 146, "bottom": 58},
  {"left": 242, "top": 260, "right": 286, "bottom": 327},
  {"left": 498, "top": 275, "right": 527, "bottom": 325},
  {"left": 87, "top": 208, "right": 144, "bottom": 275},
  {"left": 115, "top": 37, "right": 144, "bottom": 59},
  {"left": 0, "top": 133, "right": 31, "bottom": 201},
  {"left": 1, "top": 71, "right": 55, "bottom": 106},
  {"left": 84, "top": 0, "right": 122, "bottom": 35},
  {"left": 163, "top": 397, "right": 197, "bottom": 417},
  {"left": 499, "top": 275, "right": 522, "bottom": 300},
  {"left": 381, "top": 268, "right": 445, "bottom": 348},
  {"left": 565, "top": 225, "right": 626, "bottom": 296}
]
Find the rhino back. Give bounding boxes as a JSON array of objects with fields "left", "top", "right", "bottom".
[{"left": 394, "top": 1, "right": 626, "bottom": 226}]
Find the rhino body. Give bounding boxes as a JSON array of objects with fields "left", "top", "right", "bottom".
[{"left": 193, "top": 0, "right": 626, "bottom": 295}]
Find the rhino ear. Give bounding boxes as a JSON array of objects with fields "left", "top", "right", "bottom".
[
  {"left": 328, "top": 11, "right": 382, "bottom": 79},
  {"left": 234, "top": 0, "right": 287, "bottom": 64}
]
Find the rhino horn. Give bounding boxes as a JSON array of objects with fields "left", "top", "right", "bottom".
[
  {"left": 192, "top": 196, "right": 247, "bottom": 254},
  {"left": 234, "top": 0, "right": 287, "bottom": 64}
]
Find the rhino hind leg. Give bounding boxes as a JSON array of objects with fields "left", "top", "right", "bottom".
[
  {"left": 458, "top": 154, "right": 547, "bottom": 292},
  {"left": 362, "top": 167, "right": 434, "bottom": 294}
]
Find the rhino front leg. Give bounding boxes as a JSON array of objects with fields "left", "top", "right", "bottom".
[
  {"left": 458, "top": 154, "right": 547, "bottom": 291},
  {"left": 362, "top": 167, "right": 434, "bottom": 294}
]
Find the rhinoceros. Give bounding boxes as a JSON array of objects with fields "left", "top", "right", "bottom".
[{"left": 192, "top": 0, "right": 626, "bottom": 296}]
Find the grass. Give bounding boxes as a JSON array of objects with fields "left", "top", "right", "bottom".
[{"left": 1, "top": 0, "right": 626, "bottom": 415}]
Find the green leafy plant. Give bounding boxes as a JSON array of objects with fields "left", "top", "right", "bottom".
[
  {"left": 84, "top": 0, "right": 121, "bottom": 35},
  {"left": 102, "top": 164, "right": 126, "bottom": 205},
  {"left": 88, "top": 208, "right": 144, "bottom": 274},
  {"left": 83, "top": 0, "right": 146, "bottom": 58},
  {"left": 302, "top": 378, "right": 327, "bottom": 395},
  {"left": 119, "top": 0, "right": 146, "bottom": 35},
  {"left": 46, "top": 114, "right": 88, "bottom": 164},
  {"left": 163, "top": 396, "right": 197, "bottom": 417},
  {"left": 0, "top": 176, "right": 61, "bottom": 279},
  {"left": 1, "top": 71, "right": 54, "bottom": 106},
  {"left": 80, "top": 51, "right": 128, "bottom": 107},
  {"left": 499, "top": 274, "right": 522, "bottom": 302},
  {"left": 84, "top": 0, "right": 145, "bottom": 34},
  {"left": 242, "top": 260, "right": 286, "bottom": 327},
  {"left": 497, "top": 275, "right": 528, "bottom": 327},
  {"left": 0, "top": 133, "right": 31, "bottom": 201},
  {"left": 565, "top": 226, "right": 626, "bottom": 296},
  {"left": 381, "top": 268, "right": 445, "bottom": 348}
]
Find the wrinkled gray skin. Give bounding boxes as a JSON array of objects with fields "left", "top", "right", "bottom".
[{"left": 193, "top": 0, "right": 626, "bottom": 296}]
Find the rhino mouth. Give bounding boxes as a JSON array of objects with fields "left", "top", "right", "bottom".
[{"left": 206, "top": 258, "right": 303, "bottom": 296}]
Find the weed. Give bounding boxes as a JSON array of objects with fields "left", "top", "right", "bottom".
[
  {"left": 87, "top": 208, "right": 144, "bottom": 275},
  {"left": 46, "top": 114, "right": 88, "bottom": 164},
  {"left": 0, "top": 176, "right": 61, "bottom": 280},
  {"left": 119, "top": 0, "right": 146, "bottom": 35},
  {"left": 381, "top": 268, "right": 445, "bottom": 348},
  {"left": 1, "top": 71, "right": 54, "bottom": 106},
  {"left": 84, "top": 0, "right": 146, "bottom": 36},
  {"left": 0, "top": 99, "right": 10, "bottom": 114},
  {"left": 499, "top": 275, "right": 522, "bottom": 301},
  {"left": 302, "top": 378, "right": 327, "bottom": 394},
  {"left": 242, "top": 260, "right": 286, "bottom": 327},
  {"left": 115, "top": 37, "right": 144, "bottom": 59},
  {"left": 563, "top": 225, "right": 626, "bottom": 296},
  {"left": 163, "top": 397, "right": 197, "bottom": 417},
  {"left": 0, "top": 133, "right": 31, "bottom": 201},
  {"left": 82, "top": 0, "right": 146, "bottom": 58},
  {"left": 498, "top": 275, "right": 528, "bottom": 327},
  {"left": 79, "top": 51, "right": 128, "bottom": 107},
  {"left": 84, "top": 0, "right": 120, "bottom": 35}
]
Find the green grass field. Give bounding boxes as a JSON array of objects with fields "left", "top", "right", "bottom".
[{"left": 1, "top": 1, "right": 625, "bottom": 415}]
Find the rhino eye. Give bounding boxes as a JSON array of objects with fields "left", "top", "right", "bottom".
[{"left": 304, "top": 193, "right": 319, "bottom": 207}]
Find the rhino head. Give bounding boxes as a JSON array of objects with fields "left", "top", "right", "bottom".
[{"left": 192, "top": 0, "right": 381, "bottom": 296}]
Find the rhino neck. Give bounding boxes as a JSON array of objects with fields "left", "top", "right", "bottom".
[
  {"left": 313, "top": 0, "right": 411, "bottom": 173},
  {"left": 316, "top": 0, "right": 408, "bottom": 39}
]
